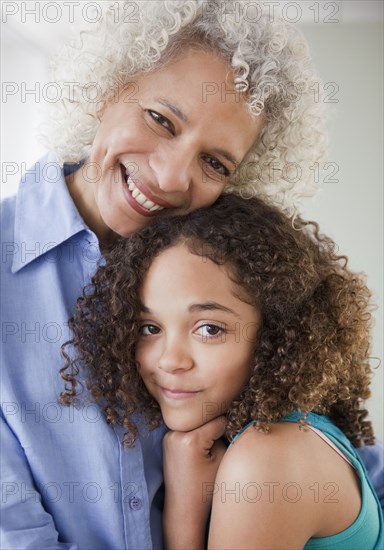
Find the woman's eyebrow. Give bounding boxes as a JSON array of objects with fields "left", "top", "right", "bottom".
[
  {"left": 155, "top": 98, "right": 239, "bottom": 167},
  {"left": 156, "top": 98, "right": 188, "bottom": 123},
  {"left": 188, "top": 302, "right": 240, "bottom": 318},
  {"left": 211, "top": 147, "right": 239, "bottom": 168}
]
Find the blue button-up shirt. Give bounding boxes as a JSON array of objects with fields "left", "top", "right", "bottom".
[{"left": 1, "top": 153, "right": 165, "bottom": 549}]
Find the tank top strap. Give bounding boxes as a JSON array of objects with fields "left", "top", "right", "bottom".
[
  {"left": 229, "top": 420, "right": 255, "bottom": 447},
  {"left": 281, "top": 411, "right": 358, "bottom": 463}
]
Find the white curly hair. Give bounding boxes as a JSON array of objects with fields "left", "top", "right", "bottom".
[{"left": 44, "top": 0, "right": 327, "bottom": 211}]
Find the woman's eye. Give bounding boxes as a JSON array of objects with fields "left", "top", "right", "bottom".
[
  {"left": 139, "top": 324, "right": 160, "bottom": 336},
  {"left": 201, "top": 155, "right": 230, "bottom": 177},
  {"left": 197, "top": 324, "right": 225, "bottom": 340},
  {"left": 147, "top": 110, "right": 175, "bottom": 135}
]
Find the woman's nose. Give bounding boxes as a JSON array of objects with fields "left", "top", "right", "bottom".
[
  {"left": 158, "top": 338, "right": 194, "bottom": 374},
  {"left": 149, "top": 140, "right": 194, "bottom": 193}
]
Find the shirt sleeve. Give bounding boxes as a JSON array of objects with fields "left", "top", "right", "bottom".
[
  {"left": 357, "top": 439, "right": 384, "bottom": 513},
  {"left": 0, "top": 411, "right": 78, "bottom": 549}
]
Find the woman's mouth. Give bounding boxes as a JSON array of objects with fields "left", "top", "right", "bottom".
[{"left": 121, "top": 164, "right": 165, "bottom": 215}]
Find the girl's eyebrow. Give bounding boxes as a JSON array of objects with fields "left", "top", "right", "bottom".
[
  {"left": 140, "top": 302, "right": 240, "bottom": 317},
  {"left": 189, "top": 302, "right": 240, "bottom": 318}
]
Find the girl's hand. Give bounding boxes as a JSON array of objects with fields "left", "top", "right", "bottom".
[{"left": 162, "top": 416, "right": 227, "bottom": 550}]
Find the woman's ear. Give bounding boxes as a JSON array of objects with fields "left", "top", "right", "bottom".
[
  {"left": 96, "top": 97, "right": 108, "bottom": 121},
  {"left": 96, "top": 81, "right": 137, "bottom": 120}
]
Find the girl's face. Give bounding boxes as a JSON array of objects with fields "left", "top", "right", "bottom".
[
  {"left": 136, "top": 243, "right": 260, "bottom": 432},
  {"left": 76, "top": 49, "right": 263, "bottom": 240}
]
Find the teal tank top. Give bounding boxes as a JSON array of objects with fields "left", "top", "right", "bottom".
[{"left": 231, "top": 412, "right": 383, "bottom": 549}]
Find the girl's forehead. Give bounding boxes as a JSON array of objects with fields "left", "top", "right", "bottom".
[{"left": 141, "top": 241, "right": 257, "bottom": 313}]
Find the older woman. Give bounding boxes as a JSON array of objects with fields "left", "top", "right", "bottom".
[{"left": 1, "top": 2, "right": 379, "bottom": 549}]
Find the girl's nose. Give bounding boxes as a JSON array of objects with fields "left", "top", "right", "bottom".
[{"left": 158, "top": 338, "right": 194, "bottom": 374}]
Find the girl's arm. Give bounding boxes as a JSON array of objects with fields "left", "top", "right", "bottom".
[{"left": 162, "top": 417, "right": 226, "bottom": 550}]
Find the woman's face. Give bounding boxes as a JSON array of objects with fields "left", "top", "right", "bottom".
[
  {"left": 136, "top": 243, "right": 260, "bottom": 432},
  {"left": 80, "top": 49, "right": 263, "bottom": 239}
]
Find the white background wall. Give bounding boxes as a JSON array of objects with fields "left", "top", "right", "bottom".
[
  {"left": 1, "top": 1, "right": 383, "bottom": 437},
  {"left": 298, "top": 18, "right": 383, "bottom": 439}
]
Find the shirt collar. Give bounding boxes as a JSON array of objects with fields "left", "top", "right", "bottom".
[{"left": 12, "top": 152, "right": 92, "bottom": 273}]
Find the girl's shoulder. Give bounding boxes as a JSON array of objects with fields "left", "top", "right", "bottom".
[
  {"left": 224, "top": 420, "right": 320, "bottom": 480},
  {"left": 208, "top": 419, "right": 362, "bottom": 549},
  {"left": 223, "top": 417, "right": 360, "bottom": 492}
]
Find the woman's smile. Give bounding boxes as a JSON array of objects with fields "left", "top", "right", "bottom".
[{"left": 120, "top": 164, "right": 167, "bottom": 215}]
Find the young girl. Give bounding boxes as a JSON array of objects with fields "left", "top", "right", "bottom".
[{"left": 61, "top": 194, "right": 383, "bottom": 549}]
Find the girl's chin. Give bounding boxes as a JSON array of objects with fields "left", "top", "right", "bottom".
[{"left": 164, "top": 419, "right": 204, "bottom": 433}]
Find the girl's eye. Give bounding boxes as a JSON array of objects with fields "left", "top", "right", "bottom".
[
  {"left": 201, "top": 155, "right": 230, "bottom": 177},
  {"left": 139, "top": 324, "right": 160, "bottom": 336},
  {"left": 147, "top": 110, "right": 175, "bottom": 135},
  {"left": 197, "top": 323, "right": 225, "bottom": 340}
]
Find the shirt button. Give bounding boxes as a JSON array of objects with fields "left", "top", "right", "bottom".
[{"left": 129, "top": 496, "right": 142, "bottom": 511}]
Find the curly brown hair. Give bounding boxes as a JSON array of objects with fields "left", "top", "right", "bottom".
[{"left": 60, "top": 195, "right": 375, "bottom": 447}]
